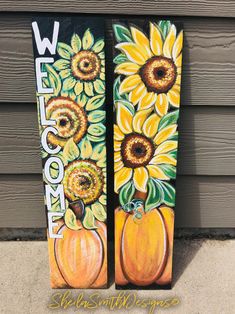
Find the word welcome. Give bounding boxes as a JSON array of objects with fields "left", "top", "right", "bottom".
[{"left": 32, "top": 21, "right": 65, "bottom": 239}]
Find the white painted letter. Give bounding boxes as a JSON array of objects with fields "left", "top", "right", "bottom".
[
  {"left": 48, "top": 212, "right": 64, "bottom": 239},
  {"left": 38, "top": 96, "right": 56, "bottom": 126},
  {"left": 35, "top": 57, "right": 54, "bottom": 94},
  {"left": 32, "top": 21, "right": 59, "bottom": 55},
  {"left": 44, "top": 157, "right": 64, "bottom": 184},
  {"left": 45, "top": 184, "right": 66, "bottom": 211}
]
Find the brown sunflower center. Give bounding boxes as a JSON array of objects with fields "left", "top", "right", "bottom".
[
  {"left": 71, "top": 50, "right": 101, "bottom": 81},
  {"left": 46, "top": 97, "right": 87, "bottom": 147},
  {"left": 121, "top": 133, "right": 155, "bottom": 168},
  {"left": 63, "top": 160, "right": 104, "bottom": 205},
  {"left": 139, "top": 56, "right": 177, "bottom": 94}
]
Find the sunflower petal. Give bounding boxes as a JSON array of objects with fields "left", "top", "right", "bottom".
[
  {"left": 71, "top": 33, "right": 81, "bottom": 53},
  {"left": 130, "top": 26, "right": 152, "bottom": 59},
  {"left": 119, "top": 75, "right": 142, "bottom": 95},
  {"left": 132, "top": 107, "right": 152, "bottom": 133},
  {"left": 175, "top": 53, "right": 182, "bottom": 68},
  {"left": 154, "top": 124, "right": 177, "bottom": 145},
  {"left": 129, "top": 83, "right": 147, "bottom": 105},
  {"left": 63, "top": 77, "right": 76, "bottom": 90},
  {"left": 163, "top": 25, "right": 176, "bottom": 58},
  {"left": 84, "top": 82, "right": 94, "bottom": 97},
  {"left": 94, "top": 79, "right": 105, "bottom": 94},
  {"left": 150, "top": 154, "right": 177, "bottom": 166},
  {"left": 138, "top": 92, "right": 157, "bottom": 110},
  {"left": 115, "top": 62, "right": 140, "bottom": 75},
  {"left": 172, "top": 30, "right": 183, "bottom": 61},
  {"left": 147, "top": 165, "right": 169, "bottom": 180},
  {"left": 114, "top": 160, "right": 124, "bottom": 172},
  {"left": 114, "top": 151, "right": 122, "bottom": 162},
  {"left": 116, "top": 103, "right": 133, "bottom": 134},
  {"left": 114, "top": 140, "right": 122, "bottom": 152},
  {"left": 82, "top": 28, "right": 94, "bottom": 50},
  {"left": 80, "top": 137, "right": 92, "bottom": 159},
  {"left": 142, "top": 113, "right": 160, "bottom": 138},
  {"left": 168, "top": 87, "right": 180, "bottom": 108},
  {"left": 133, "top": 167, "right": 148, "bottom": 192},
  {"left": 116, "top": 42, "right": 147, "bottom": 65},
  {"left": 150, "top": 23, "right": 163, "bottom": 56},
  {"left": 115, "top": 167, "right": 133, "bottom": 193},
  {"left": 155, "top": 93, "right": 169, "bottom": 117},
  {"left": 155, "top": 140, "right": 178, "bottom": 155},
  {"left": 74, "top": 81, "right": 83, "bottom": 96},
  {"left": 114, "top": 124, "right": 124, "bottom": 141},
  {"left": 175, "top": 74, "right": 181, "bottom": 85}
]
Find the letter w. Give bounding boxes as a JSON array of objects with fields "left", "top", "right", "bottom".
[{"left": 32, "top": 21, "right": 59, "bottom": 55}]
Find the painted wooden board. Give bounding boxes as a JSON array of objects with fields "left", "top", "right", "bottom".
[
  {"left": 32, "top": 17, "right": 107, "bottom": 289},
  {"left": 113, "top": 20, "right": 183, "bottom": 289}
]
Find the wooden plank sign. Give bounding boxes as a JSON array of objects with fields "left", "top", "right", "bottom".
[
  {"left": 32, "top": 17, "right": 107, "bottom": 288},
  {"left": 113, "top": 20, "right": 183, "bottom": 289}
]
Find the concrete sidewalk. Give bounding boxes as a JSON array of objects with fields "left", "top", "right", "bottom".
[{"left": 0, "top": 240, "right": 234, "bottom": 314}]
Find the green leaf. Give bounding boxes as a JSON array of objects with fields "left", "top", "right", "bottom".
[
  {"left": 82, "top": 28, "right": 94, "bottom": 50},
  {"left": 169, "top": 149, "right": 177, "bottom": 159},
  {"left": 43, "top": 64, "right": 62, "bottom": 96},
  {"left": 113, "top": 53, "right": 129, "bottom": 64},
  {"left": 57, "top": 42, "right": 74, "bottom": 59},
  {"left": 91, "top": 143, "right": 106, "bottom": 160},
  {"left": 158, "top": 110, "right": 179, "bottom": 131},
  {"left": 87, "top": 134, "right": 106, "bottom": 143},
  {"left": 94, "top": 79, "right": 105, "bottom": 94},
  {"left": 119, "top": 181, "right": 135, "bottom": 208},
  {"left": 168, "top": 131, "right": 178, "bottom": 141},
  {"left": 158, "top": 180, "right": 176, "bottom": 207},
  {"left": 158, "top": 20, "right": 171, "bottom": 40},
  {"left": 83, "top": 207, "right": 97, "bottom": 229},
  {"left": 76, "top": 92, "right": 87, "bottom": 107},
  {"left": 86, "top": 95, "right": 105, "bottom": 111},
  {"left": 116, "top": 100, "right": 135, "bottom": 116},
  {"left": 92, "top": 39, "right": 105, "bottom": 53},
  {"left": 88, "top": 123, "right": 106, "bottom": 137},
  {"left": 63, "top": 138, "right": 80, "bottom": 163},
  {"left": 71, "top": 33, "right": 81, "bottom": 53},
  {"left": 64, "top": 208, "right": 82, "bottom": 231},
  {"left": 158, "top": 164, "right": 176, "bottom": 180},
  {"left": 113, "top": 76, "right": 128, "bottom": 102},
  {"left": 113, "top": 24, "right": 132, "bottom": 42},
  {"left": 91, "top": 203, "right": 106, "bottom": 222},
  {"left": 88, "top": 110, "right": 106, "bottom": 123},
  {"left": 145, "top": 178, "right": 163, "bottom": 212}
]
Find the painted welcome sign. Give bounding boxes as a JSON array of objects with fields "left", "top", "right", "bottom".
[
  {"left": 32, "top": 16, "right": 183, "bottom": 290},
  {"left": 32, "top": 17, "right": 107, "bottom": 289}
]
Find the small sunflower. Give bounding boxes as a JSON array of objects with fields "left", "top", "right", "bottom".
[
  {"left": 114, "top": 102, "right": 178, "bottom": 193},
  {"left": 53, "top": 29, "right": 105, "bottom": 98},
  {"left": 63, "top": 140, "right": 107, "bottom": 225},
  {"left": 114, "top": 21, "right": 183, "bottom": 116}
]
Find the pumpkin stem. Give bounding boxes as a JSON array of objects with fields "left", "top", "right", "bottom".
[{"left": 69, "top": 199, "right": 85, "bottom": 219}]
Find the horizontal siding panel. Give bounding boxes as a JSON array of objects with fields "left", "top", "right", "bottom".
[
  {"left": 0, "top": 16, "right": 235, "bottom": 105},
  {"left": 0, "top": 174, "right": 234, "bottom": 228},
  {"left": 0, "top": 105, "right": 235, "bottom": 175},
  {"left": 0, "top": 1, "right": 235, "bottom": 18}
]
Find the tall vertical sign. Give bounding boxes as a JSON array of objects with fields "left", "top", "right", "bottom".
[
  {"left": 113, "top": 20, "right": 183, "bottom": 289},
  {"left": 32, "top": 17, "right": 107, "bottom": 288}
]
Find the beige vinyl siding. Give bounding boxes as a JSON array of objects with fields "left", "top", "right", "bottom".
[{"left": 0, "top": 9, "right": 234, "bottom": 228}]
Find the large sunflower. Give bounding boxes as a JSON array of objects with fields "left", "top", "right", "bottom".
[
  {"left": 114, "top": 103, "right": 178, "bottom": 193},
  {"left": 114, "top": 21, "right": 183, "bottom": 116},
  {"left": 53, "top": 29, "right": 105, "bottom": 98}
]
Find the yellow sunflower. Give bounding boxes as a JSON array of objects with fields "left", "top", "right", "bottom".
[
  {"left": 114, "top": 103, "right": 178, "bottom": 193},
  {"left": 114, "top": 22, "right": 183, "bottom": 116}
]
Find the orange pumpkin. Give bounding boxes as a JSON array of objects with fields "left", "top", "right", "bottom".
[
  {"left": 48, "top": 220, "right": 107, "bottom": 289},
  {"left": 115, "top": 206, "right": 174, "bottom": 286},
  {"left": 156, "top": 206, "right": 174, "bottom": 285}
]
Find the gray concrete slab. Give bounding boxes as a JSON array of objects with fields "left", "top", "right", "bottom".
[{"left": 0, "top": 239, "right": 234, "bottom": 314}]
